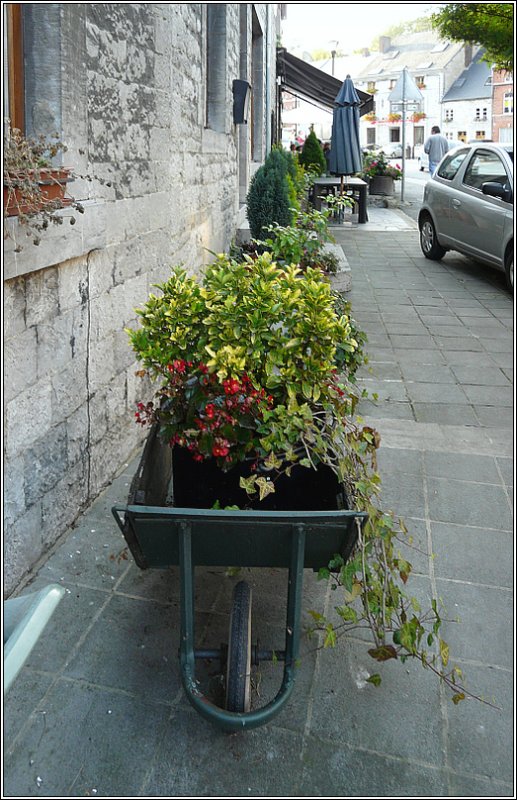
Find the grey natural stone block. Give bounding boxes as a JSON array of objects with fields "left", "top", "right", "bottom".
[
  {"left": 4, "top": 328, "right": 38, "bottom": 404},
  {"left": 3, "top": 503, "right": 43, "bottom": 597},
  {"left": 24, "top": 424, "right": 68, "bottom": 507},
  {"left": 25, "top": 266, "right": 59, "bottom": 326},
  {"left": 57, "top": 255, "right": 88, "bottom": 312},
  {"left": 4, "top": 455, "right": 26, "bottom": 527},
  {"left": 50, "top": 358, "right": 88, "bottom": 421},
  {"left": 37, "top": 311, "right": 78, "bottom": 378},
  {"left": 3, "top": 203, "right": 108, "bottom": 281},
  {"left": 40, "top": 460, "right": 89, "bottom": 548},
  {"left": 5, "top": 381, "right": 53, "bottom": 459},
  {"left": 3, "top": 277, "right": 27, "bottom": 339}
]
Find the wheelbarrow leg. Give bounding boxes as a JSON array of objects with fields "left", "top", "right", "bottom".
[
  {"left": 178, "top": 521, "right": 197, "bottom": 698},
  {"left": 178, "top": 522, "right": 306, "bottom": 732},
  {"left": 285, "top": 524, "right": 305, "bottom": 674}
]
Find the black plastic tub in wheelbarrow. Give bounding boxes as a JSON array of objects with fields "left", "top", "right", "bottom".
[{"left": 112, "top": 425, "right": 367, "bottom": 732}]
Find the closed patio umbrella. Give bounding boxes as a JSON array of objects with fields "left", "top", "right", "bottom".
[{"left": 329, "top": 75, "right": 363, "bottom": 196}]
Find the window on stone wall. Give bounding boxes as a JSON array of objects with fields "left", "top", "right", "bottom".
[
  {"left": 389, "top": 127, "right": 400, "bottom": 143},
  {"left": 4, "top": 4, "right": 64, "bottom": 139},
  {"left": 503, "top": 92, "right": 513, "bottom": 113},
  {"left": 475, "top": 130, "right": 486, "bottom": 139},
  {"left": 206, "top": 4, "right": 227, "bottom": 133},
  {"left": 4, "top": 3, "right": 25, "bottom": 132}
]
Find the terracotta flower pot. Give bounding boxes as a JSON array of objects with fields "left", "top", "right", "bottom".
[{"left": 3, "top": 168, "right": 74, "bottom": 217}]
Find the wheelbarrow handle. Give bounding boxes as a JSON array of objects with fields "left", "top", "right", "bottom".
[{"left": 178, "top": 521, "right": 306, "bottom": 732}]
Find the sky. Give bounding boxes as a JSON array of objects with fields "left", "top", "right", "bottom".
[{"left": 281, "top": 3, "right": 446, "bottom": 56}]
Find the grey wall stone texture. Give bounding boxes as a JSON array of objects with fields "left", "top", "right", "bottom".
[{"left": 4, "top": 4, "right": 280, "bottom": 595}]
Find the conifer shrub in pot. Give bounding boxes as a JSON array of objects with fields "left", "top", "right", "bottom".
[
  {"left": 298, "top": 129, "right": 327, "bottom": 176},
  {"left": 245, "top": 148, "right": 297, "bottom": 240}
]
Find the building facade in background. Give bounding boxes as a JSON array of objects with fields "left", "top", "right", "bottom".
[
  {"left": 279, "top": 28, "right": 513, "bottom": 157},
  {"left": 491, "top": 69, "right": 514, "bottom": 143},
  {"left": 441, "top": 50, "right": 492, "bottom": 143},
  {"left": 354, "top": 32, "right": 480, "bottom": 156},
  {"left": 3, "top": 3, "right": 281, "bottom": 595}
]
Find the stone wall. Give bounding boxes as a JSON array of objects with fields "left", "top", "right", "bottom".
[{"left": 4, "top": 3, "right": 278, "bottom": 595}]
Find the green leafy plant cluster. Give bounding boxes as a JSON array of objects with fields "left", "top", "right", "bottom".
[
  {"left": 128, "top": 252, "right": 363, "bottom": 473},
  {"left": 255, "top": 200, "right": 350, "bottom": 273}
]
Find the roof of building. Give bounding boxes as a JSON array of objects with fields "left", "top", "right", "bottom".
[
  {"left": 442, "top": 50, "right": 492, "bottom": 102},
  {"left": 354, "top": 30, "right": 466, "bottom": 80}
]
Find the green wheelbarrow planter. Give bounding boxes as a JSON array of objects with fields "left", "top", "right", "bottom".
[{"left": 112, "top": 426, "right": 367, "bottom": 733}]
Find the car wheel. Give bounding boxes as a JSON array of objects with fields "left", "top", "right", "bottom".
[
  {"left": 419, "top": 214, "right": 446, "bottom": 260},
  {"left": 504, "top": 249, "right": 513, "bottom": 293}
]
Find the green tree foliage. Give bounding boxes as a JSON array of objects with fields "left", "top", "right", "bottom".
[
  {"left": 431, "top": 3, "right": 513, "bottom": 71},
  {"left": 299, "top": 130, "right": 327, "bottom": 176}
]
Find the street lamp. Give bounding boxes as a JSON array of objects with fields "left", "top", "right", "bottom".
[{"left": 329, "top": 40, "right": 339, "bottom": 76}]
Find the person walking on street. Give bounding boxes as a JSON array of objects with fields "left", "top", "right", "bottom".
[
  {"left": 424, "top": 126, "right": 449, "bottom": 175},
  {"left": 323, "top": 142, "right": 331, "bottom": 175}
]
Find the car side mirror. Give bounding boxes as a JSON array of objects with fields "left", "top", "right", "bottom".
[{"left": 482, "top": 181, "right": 513, "bottom": 203}]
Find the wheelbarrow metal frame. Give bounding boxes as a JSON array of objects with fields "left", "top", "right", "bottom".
[{"left": 111, "top": 428, "right": 367, "bottom": 731}]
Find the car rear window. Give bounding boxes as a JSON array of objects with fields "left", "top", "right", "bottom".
[{"left": 436, "top": 149, "right": 470, "bottom": 180}]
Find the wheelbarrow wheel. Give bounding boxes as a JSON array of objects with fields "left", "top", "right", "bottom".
[{"left": 226, "top": 581, "right": 252, "bottom": 713}]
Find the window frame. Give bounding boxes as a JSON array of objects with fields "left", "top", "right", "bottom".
[{"left": 5, "top": 3, "right": 24, "bottom": 132}]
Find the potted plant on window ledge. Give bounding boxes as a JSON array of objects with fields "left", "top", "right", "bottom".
[{"left": 3, "top": 126, "right": 83, "bottom": 249}]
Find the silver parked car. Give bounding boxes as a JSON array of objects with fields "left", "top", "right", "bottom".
[{"left": 418, "top": 143, "right": 513, "bottom": 290}]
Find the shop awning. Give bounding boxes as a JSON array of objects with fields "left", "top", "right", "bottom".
[{"left": 277, "top": 48, "right": 374, "bottom": 115}]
